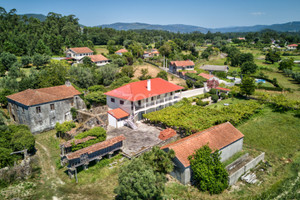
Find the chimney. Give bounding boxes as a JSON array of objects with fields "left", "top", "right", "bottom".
[
  {"left": 147, "top": 79, "right": 151, "bottom": 91},
  {"left": 65, "top": 80, "right": 71, "bottom": 87}
]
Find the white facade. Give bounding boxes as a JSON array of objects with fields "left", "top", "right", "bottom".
[
  {"left": 108, "top": 113, "right": 126, "bottom": 128},
  {"left": 94, "top": 60, "right": 109, "bottom": 66},
  {"left": 106, "top": 91, "right": 181, "bottom": 122},
  {"left": 66, "top": 49, "right": 93, "bottom": 60}
]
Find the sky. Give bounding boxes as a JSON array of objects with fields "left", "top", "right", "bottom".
[{"left": 1, "top": 0, "right": 300, "bottom": 28}]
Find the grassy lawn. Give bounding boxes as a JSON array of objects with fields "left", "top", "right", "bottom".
[{"left": 94, "top": 45, "right": 109, "bottom": 54}]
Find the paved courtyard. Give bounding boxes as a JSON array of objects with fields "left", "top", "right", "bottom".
[{"left": 107, "top": 122, "right": 162, "bottom": 157}]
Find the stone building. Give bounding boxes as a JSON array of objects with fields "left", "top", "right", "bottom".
[
  {"left": 161, "top": 122, "right": 244, "bottom": 185},
  {"left": 6, "top": 82, "right": 85, "bottom": 133}
]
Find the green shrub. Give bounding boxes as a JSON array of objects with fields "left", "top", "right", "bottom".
[
  {"left": 211, "top": 94, "right": 219, "bottom": 103},
  {"left": 220, "top": 93, "right": 227, "bottom": 99},
  {"left": 87, "top": 85, "right": 107, "bottom": 92},
  {"left": 209, "top": 88, "right": 217, "bottom": 94},
  {"left": 204, "top": 93, "right": 211, "bottom": 98},
  {"left": 55, "top": 121, "right": 76, "bottom": 135},
  {"left": 196, "top": 100, "right": 209, "bottom": 106},
  {"left": 85, "top": 91, "right": 106, "bottom": 105},
  {"left": 70, "top": 107, "right": 77, "bottom": 120}
]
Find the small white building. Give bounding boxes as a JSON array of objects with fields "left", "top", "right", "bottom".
[
  {"left": 143, "top": 49, "right": 160, "bottom": 58},
  {"left": 287, "top": 44, "right": 298, "bottom": 50},
  {"left": 66, "top": 47, "right": 94, "bottom": 61},
  {"left": 104, "top": 78, "right": 184, "bottom": 128},
  {"left": 169, "top": 60, "right": 195, "bottom": 74},
  {"left": 115, "top": 49, "right": 128, "bottom": 56},
  {"left": 79, "top": 54, "right": 110, "bottom": 66}
]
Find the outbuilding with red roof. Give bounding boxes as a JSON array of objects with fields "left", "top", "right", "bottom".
[
  {"left": 161, "top": 122, "right": 244, "bottom": 184},
  {"left": 79, "top": 54, "right": 110, "bottom": 66}
]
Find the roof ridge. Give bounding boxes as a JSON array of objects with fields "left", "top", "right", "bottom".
[{"left": 164, "top": 122, "right": 231, "bottom": 149}]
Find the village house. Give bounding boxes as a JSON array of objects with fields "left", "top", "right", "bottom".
[
  {"left": 161, "top": 122, "right": 244, "bottom": 185},
  {"left": 65, "top": 47, "right": 94, "bottom": 61},
  {"left": 169, "top": 60, "right": 195, "bottom": 74},
  {"left": 200, "top": 65, "right": 229, "bottom": 73},
  {"left": 287, "top": 44, "right": 298, "bottom": 50},
  {"left": 115, "top": 49, "right": 128, "bottom": 56},
  {"left": 79, "top": 54, "right": 110, "bottom": 66},
  {"left": 6, "top": 81, "right": 85, "bottom": 133},
  {"left": 104, "top": 78, "right": 184, "bottom": 128},
  {"left": 143, "top": 49, "right": 160, "bottom": 58}
]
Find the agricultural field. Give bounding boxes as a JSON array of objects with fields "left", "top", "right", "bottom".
[{"left": 94, "top": 45, "right": 109, "bottom": 54}]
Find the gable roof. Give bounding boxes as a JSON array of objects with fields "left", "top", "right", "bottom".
[
  {"left": 198, "top": 73, "right": 215, "bottom": 80},
  {"left": 200, "top": 65, "right": 228, "bottom": 72},
  {"left": 69, "top": 47, "right": 93, "bottom": 54},
  {"left": 159, "top": 128, "right": 177, "bottom": 141},
  {"left": 170, "top": 60, "right": 195, "bottom": 67},
  {"left": 87, "top": 54, "right": 109, "bottom": 62},
  {"left": 6, "top": 85, "right": 81, "bottom": 106},
  {"left": 180, "top": 70, "right": 197, "bottom": 76},
  {"left": 66, "top": 135, "right": 126, "bottom": 160},
  {"left": 161, "top": 122, "right": 244, "bottom": 168},
  {"left": 288, "top": 44, "right": 298, "bottom": 47},
  {"left": 115, "top": 49, "right": 128, "bottom": 53},
  {"left": 104, "top": 78, "right": 184, "bottom": 102},
  {"left": 108, "top": 108, "right": 129, "bottom": 119}
]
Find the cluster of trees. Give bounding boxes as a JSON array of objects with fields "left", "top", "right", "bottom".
[
  {"left": 115, "top": 147, "right": 175, "bottom": 199},
  {"left": 0, "top": 124, "right": 35, "bottom": 168}
]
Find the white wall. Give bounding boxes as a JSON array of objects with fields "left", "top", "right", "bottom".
[
  {"left": 108, "top": 113, "right": 117, "bottom": 128},
  {"left": 220, "top": 138, "right": 244, "bottom": 162},
  {"left": 106, "top": 96, "right": 132, "bottom": 114}
]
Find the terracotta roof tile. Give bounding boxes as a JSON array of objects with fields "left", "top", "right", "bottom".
[
  {"left": 87, "top": 54, "right": 109, "bottom": 62},
  {"left": 6, "top": 85, "right": 81, "bottom": 106},
  {"left": 104, "top": 78, "right": 184, "bottom": 102},
  {"left": 216, "top": 87, "right": 231, "bottom": 91},
  {"left": 159, "top": 128, "right": 177, "bottom": 140},
  {"left": 198, "top": 73, "right": 215, "bottom": 80},
  {"left": 61, "top": 136, "right": 97, "bottom": 148},
  {"left": 66, "top": 135, "right": 126, "bottom": 160},
  {"left": 180, "top": 71, "right": 197, "bottom": 76},
  {"left": 115, "top": 49, "right": 128, "bottom": 53},
  {"left": 108, "top": 108, "right": 129, "bottom": 119},
  {"left": 288, "top": 44, "right": 298, "bottom": 47},
  {"left": 69, "top": 47, "right": 93, "bottom": 54},
  {"left": 161, "top": 122, "right": 244, "bottom": 167},
  {"left": 170, "top": 60, "right": 195, "bottom": 67}
]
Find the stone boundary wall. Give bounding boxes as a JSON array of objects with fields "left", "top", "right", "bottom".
[
  {"left": 0, "top": 158, "right": 32, "bottom": 182},
  {"left": 228, "top": 152, "right": 265, "bottom": 186}
]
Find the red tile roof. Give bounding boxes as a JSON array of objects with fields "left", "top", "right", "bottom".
[
  {"left": 288, "top": 44, "right": 298, "bottom": 47},
  {"left": 115, "top": 49, "right": 128, "bottom": 53},
  {"left": 108, "top": 108, "right": 129, "bottom": 119},
  {"left": 69, "top": 47, "right": 93, "bottom": 54},
  {"left": 180, "top": 70, "right": 197, "bottom": 76},
  {"left": 104, "top": 78, "right": 184, "bottom": 102},
  {"left": 6, "top": 85, "right": 81, "bottom": 106},
  {"left": 159, "top": 128, "right": 177, "bottom": 140},
  {"left": 87, "top": 54, "right": 109, "bottom": 62},
  {"left": 161, "top": 122, "right": 244, "bottom": 167},
  {"left": 198, "top": 73, "right": 215, "bottom": 80},
  {"left": 216, "top": 87, "right": 231, "bottom": 91},
  {"left": 66, "top": 135, "right": 126, "bottom": 160},
  {"left": 61, "top": 136, "right": 97, "bottom": 148},
  {"left": 170, "top": 60, "right": 195, "bottom": 67}
]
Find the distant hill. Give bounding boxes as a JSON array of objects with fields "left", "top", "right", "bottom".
[
  {"left": 98, "top": 22, "right": 209, "bottom": 33},
  {"left": 97, "top": 21, "right": 300, "bottom": 33},
  {"left": 19, "top": 14, "right": 47, "bottom": 21}
]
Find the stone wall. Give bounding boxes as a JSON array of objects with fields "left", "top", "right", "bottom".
[
  {"left": 228, "top": 152, "right": 265, "bottom": 186},
  {"left": 0, "top": 158, "right": 32, "bottom": 182}
]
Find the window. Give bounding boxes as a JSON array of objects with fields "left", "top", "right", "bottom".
[
  {"left": 120, "top": 100, "right": 124, "bottom": 105},
  {"left": 111, "top": 98, "right": 115, "bottom": 103},
  {"left": 50, "top": 104, "right": 55, "bottom": 110},
  {"left": 80, "top": 54, "right": 82, "bottom": 56},
  {"left": 22, "top": 107, "right": 24, "bottom": 113},
  {"left": 171, "top": 92, "right": 173, "bottom": 95},
  {"left": 36, "top": 106, "right": 41, "bottom": 113}
]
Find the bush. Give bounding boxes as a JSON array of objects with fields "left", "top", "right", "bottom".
[
  {"left": 209, "top": 88, "right": 217, "bottom": 95},
  {"left": 211, "top": 94, "right": 219, "bottom": 103},
  {"left": 85, "top": 91, "right": 106, "bottom": 105},
  {"left": 220, "top": 93, "right": 227, "bottom": 99},
  {"left": 204, "top": 93, "right": 211, "bottom": 98},
  {"left": 55, "top": 121, "right": 76, "bottom": 136},
  {"left": 196, "top": 100, "right": 209, "bottom": 106},
  {"left": 70, "top": 107, "right": 77, "bottom": 120},
  {"left": 87, "top": 85, "right": 107, "bottom": 92},
  {"left": 189, "top": 145, "right": 228, "bottom": 194},
  {"left": 156, "top": 71, "right": 168, "bottom": 81}
]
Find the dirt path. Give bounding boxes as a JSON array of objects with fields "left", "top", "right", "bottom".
[{"left": 35, "top": 140, "right": 64, "bottom": 185}]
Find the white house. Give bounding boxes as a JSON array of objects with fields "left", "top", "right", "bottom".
[
  {"left": 169, "top": 60, "right": 195, "bottom": 74},
  {"left": 287, "top": 44, "right": 298, "bottom": 50},
  {"left": 143, "top": 49, "right": 160, "bottom": 58},
  {"left": 115, "top": 49, "right": 128, "bottom": 56},
  {"left": 66, "top": 47, "right": 94, "bottom": 61},
  {"left": 79, "top": 54, "right": 110, "bottom": 66},
  {"left": 161, "top": 122, "right": 244, "bottom": 185},
  {"left": 104, "top": 78, "right": 184, "bottom": 128}
]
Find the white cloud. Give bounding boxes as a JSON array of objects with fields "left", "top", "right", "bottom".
[{"left": 251, "top": 12, "right": 265, "bottom": 16}]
